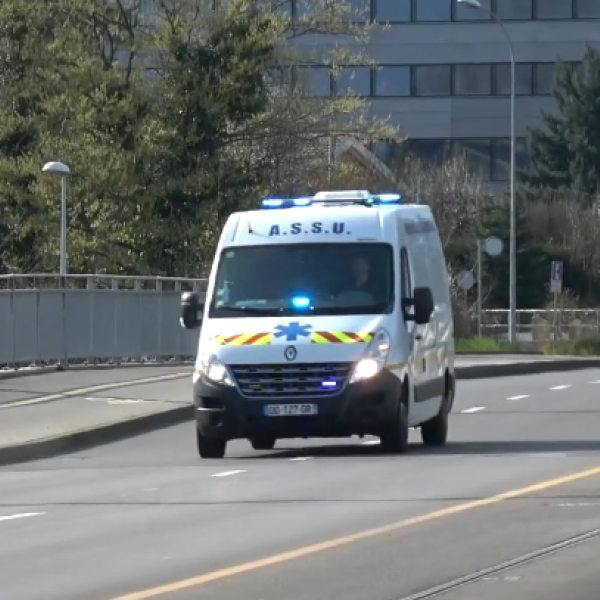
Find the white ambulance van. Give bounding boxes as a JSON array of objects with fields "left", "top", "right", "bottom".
[{"left": 181, "top": 190, "right": 455, "bottom": 459}]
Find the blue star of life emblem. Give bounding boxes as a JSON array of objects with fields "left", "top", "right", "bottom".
[{"left": 273, "top": 321, "right": 312, "bottom": 342}]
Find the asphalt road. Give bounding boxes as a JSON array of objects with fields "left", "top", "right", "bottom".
[{"left": 1, "top": 368, "right": 600, "bottom": 600}]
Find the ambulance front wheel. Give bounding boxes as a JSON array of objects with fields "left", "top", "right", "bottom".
[
  {"left": 196, "top": 427, "right": 227, "bottom": 459},
  {"left": 420, "top": 394, "right": 450, "bottom": 447},
  {"left": 379, "top": 397, "right": 409, "bottom": 454}
]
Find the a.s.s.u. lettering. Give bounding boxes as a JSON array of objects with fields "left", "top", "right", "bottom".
[{"left": 268, "top": 222, "right": 349, "bottom": 236}]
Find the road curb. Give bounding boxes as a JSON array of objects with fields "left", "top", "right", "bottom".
[
  {"left": 457, "top": 358, "right": 600, "bottom": 379},
  {"left": 0, "top": 405, "right": 193, "bottom": 467},
  {"left": 2, "top": 358, "right": 600, "bottom": 466}
]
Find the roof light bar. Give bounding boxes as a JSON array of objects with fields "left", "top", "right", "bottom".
[
  {"left": 260, "top": 197, "right": 313, "bottom": 209},
  {"left": 259, "top": 191, "right": 404, "bottom": 209},
  {"left": 370, "top": 193, "right": 403, "bottom": 205},
  {"left": 313, "top": 190, "right": 372, "bottom": 202}
]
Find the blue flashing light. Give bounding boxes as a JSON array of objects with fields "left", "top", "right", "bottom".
[
  {"left": 291, "top": 296, "right": 311, "bottom": 309},
  {"left": 321, "top": 380, "right": 337, "bottom": 388},
  {"left": 370, "top": 193, "right": 403, "bottom": 205},
  {"left": 260, "top": 196, "right": 313, "bottom": 209},
  {"left": 378, "top": 193, "right": 402, "bottom": 202}
]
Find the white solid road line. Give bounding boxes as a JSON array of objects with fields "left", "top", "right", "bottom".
[
  {"left": 550, "top": 385, "right": 571, "bottom": 390},
  {"left": 461, "top": 406, "right": 486, "bottom": 414},
  {"left": 211, "top": 470, "right": 247, "bottom": 478},
  {"left": 506, "top": 395, "right": 530, "bottom": 401},
  {"left": 0, "top": 512, "right": 44, "bottom": 523}
]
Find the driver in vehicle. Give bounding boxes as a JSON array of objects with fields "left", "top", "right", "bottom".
[{"left": 336, "top": 254, "right": 376, "bottom": 304}]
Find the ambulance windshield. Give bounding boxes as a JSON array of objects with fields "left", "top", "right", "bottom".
[{"left": 209, "top": 243, "right": 394, "bottom": 318}]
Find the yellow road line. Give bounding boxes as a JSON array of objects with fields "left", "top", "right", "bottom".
[
  {"left": 108, "top": 464, "right": 600, "bottom": 600},
  {"left": 0, "top": 373, "right": 189, "bottom": 410}
]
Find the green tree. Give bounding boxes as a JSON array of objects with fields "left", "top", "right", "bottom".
[
  {"left": 0, "top": 0, "right": 399, "bottom": 276},
  {"left": 522, "top": 45, "right": 600, "bottom": 201},
  {"left": 481, "top": 197, "right": 554, "bottom": 310}
]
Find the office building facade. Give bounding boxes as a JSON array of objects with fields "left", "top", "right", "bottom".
[{"left": 295, "top": 0, "right": 600, "bottom": 182}]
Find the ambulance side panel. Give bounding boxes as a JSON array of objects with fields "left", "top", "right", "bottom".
[{"left": 399, "top": 208, "right": 451, "bottom": 424}]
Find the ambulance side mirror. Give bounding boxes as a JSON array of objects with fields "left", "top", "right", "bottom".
[
  {"left": 180, "top": 292, "right": 203, "bottom": 329},
  {"left": 411, "top": 287, "right": 434, "bottom": 325}
]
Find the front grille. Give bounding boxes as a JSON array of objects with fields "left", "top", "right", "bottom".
[{"left": 229, "top": 362, "right": 352, "bottom": 399}]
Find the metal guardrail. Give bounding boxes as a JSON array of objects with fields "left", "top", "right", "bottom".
[
  {"left": 3, "top": 273, "right": 599, "bottom": 371},
  {"left": 479, "top": 308, "right": 600, "bottom": 344},
  {"left": 0, "top": 274, "right": 208, "bottom": 370}
]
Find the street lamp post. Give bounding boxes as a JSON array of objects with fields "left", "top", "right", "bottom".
[
  {"left": 42, "top": 161, "right": 71, "bottom": 276},
  {"left": 457, "top": 0, "right": 517, "bottom": 344}
]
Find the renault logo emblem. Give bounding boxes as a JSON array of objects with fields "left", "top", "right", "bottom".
[{"left": 284, "top": 346, "right": 297, "bottom": 361}]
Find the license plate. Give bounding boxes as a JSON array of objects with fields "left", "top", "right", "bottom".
[{"left": 264, "top": 404, "right": 318, "bottom": 417}]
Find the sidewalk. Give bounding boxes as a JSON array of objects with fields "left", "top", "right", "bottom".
[{"left": 0, "top": 367, "right": 192, "bottom": 463}]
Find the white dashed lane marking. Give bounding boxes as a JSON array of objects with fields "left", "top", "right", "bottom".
[
  {"left": 549, "top": 385, "right": 571, "bottom": 390},
  {"left": 506, "top": 395, "right": 530, "bottom": 401},
  {"left": 211, "top": 470, "right": 246, "bottom": 478},
  {"left": 290, "top": 457, "right": 313, "bottom": 461},
  {"left": 461, "top": 406, "right": 486, "bottom": 414},
  {"left": 0, "top": 512, "right": 44, "bottom": 523}
]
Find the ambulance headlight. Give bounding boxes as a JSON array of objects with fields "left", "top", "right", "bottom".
[
  {"left": 350, "top": 329, "right": 391, "bottom": 383},
  {"left": 196, "top": 354, "right": 234, "bottom": 386}
]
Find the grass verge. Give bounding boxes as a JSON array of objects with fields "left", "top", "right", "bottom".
[{"left": 456, "top": 337, "right": 600, "bottom": 356}]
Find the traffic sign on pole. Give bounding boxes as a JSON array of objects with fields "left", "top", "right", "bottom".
[{"left": 550, "top": 261, "right": 563, "bottom": 294}]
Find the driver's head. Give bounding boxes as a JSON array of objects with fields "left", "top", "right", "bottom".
[{"left": 351, "top": 255, "right": 370, "bottom": 286}]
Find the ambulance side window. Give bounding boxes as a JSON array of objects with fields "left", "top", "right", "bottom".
[{"left": 400, "top": 247, "right": 413, "bottom": 319}]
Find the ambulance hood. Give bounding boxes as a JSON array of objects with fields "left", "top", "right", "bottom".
[{"left": 200, "top": 314, "right": 387, "bottom": 365}]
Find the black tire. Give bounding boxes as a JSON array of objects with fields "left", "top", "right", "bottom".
[
  {"left": 380, "top": 400, "right": 409, "bottom": 454},
  {"left": 196, "top": 428, "right": 227, "bottom": 459},
  {"left": 250, "top": 437, "right": 276, "bottom": 451},
  {"left": 420, "top": 395, "right": 449, "bottom": 447}
]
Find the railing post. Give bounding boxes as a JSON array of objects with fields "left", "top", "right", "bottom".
[
  {"left": 112, "top": 277, "right": 119, "bottom": 364},
  {"left": 156, "top": 279, "right": 163, "bottom": 361},
  {"left": 87, "top": 276, "right": 95, "bottom": 365},
  {"left": 60, "top": 277, "right": 67, "bottom": 369},
  {"left": 9, "top": 287, "right": 16, "bottom": 369}
]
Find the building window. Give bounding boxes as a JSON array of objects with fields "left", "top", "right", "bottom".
[
  {"left": 265, "top": 66, "right": 293, "bottom": 90},
  {"left": 406, "top": 138, "right": 530, "bottom": 181},
  {"left": 493, "top": 63, "right": 533, "bottom": 95},
  {"left": 297, "top": 66, "right": 331, "bottom": 96},
  {"left": 375, "top": 66, "right": 411, "bottom": 96},
  {"left": 375, "top": 0, "right": 411, "bottom": 21},
  {"left": 534, "top": 0, "right": 573, "bottom": 19},
  {"left": 371, "top": 140, "right": 396, "bottom": 163},
  {"left": 342, "top": 0, "right": 371, "bottom": 21},
  {"left": 454, "top": 139, "right": 492, "bottom": 180},
  {"left": 454, "top": 0, "right": 491, "bottom": 20},
  {"left": 334, "top": 66, "right": 371, "bottom": 96},
  {"left": 276, "top": 1, "right": 292, "bottom": 16},
  {"left": 534, "top": 63, "right": 555, "bottom": 95},
  {"left": 453, "top": 64, "right": 492, "bottom": 95},
  {"left": 293, "top": 0, "right": 316, "bottom": 20},
  {"left": 414, "top": 65, "right": 451, "bottom": 96},
  {"left": 496, "top": 0, "right": 533, "bottom": 20},
  {"left": 413, "top": 0, "right": 451, "bottom": 21},
  {"left": 491, "top": 138, "right": 529, "bottom": 181},
  {"left": 408, "top": 139, "right": 452, "bottom": 165},
  {"left": 575, "top": 0, "right": 600, "bottom": 17}
]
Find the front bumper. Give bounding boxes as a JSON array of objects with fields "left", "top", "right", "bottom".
[{"left": 194, "top": 367, "right": 403, "bottom": 441}]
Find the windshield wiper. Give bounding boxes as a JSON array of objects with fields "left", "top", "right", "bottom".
[{"left": 216, "top": 305, "right": 282, "bottom": 315}]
